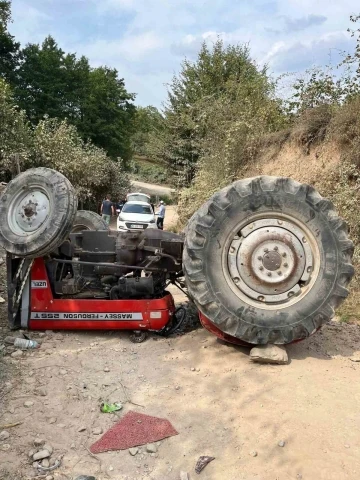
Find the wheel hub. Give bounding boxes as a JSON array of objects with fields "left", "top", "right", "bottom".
[
  {"left": 227, "top": 218, "right": 314, "bottom": 304},
  {"left": 8, "top": 190, "right": 50, "bottom": 236}
]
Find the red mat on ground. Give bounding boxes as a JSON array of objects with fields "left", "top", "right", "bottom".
[{"left": 90, "top": 411, "right": 178, "bottom": 453}]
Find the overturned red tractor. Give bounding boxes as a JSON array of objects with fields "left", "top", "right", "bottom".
[{"left": 0, "top": 168, "right": 354, "bottom": 345}]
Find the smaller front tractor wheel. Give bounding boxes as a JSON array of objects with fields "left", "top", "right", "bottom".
[{"left": 0, "top": 168, "right": 77, "bottom": 257}]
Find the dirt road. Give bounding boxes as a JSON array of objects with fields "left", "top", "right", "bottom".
[
  {"left": 130, "top": 180, "right": 175, "bottom": 197},
  {"left": 1, "top": 285, "right": 360, "bottom": 480}
]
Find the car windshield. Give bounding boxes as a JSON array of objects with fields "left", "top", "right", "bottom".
[
  {"left": 127, "top": 194, "right": 150, "bottom": 203},
  {"left": 122, "top": 204, "right": 152, "bottom": 214}
]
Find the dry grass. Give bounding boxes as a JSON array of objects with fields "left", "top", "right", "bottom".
[{"left": 290, "top": 104, "right": 333, "bottom": 152}]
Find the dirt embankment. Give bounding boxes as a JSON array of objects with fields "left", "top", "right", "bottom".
[{"left": 242, "top": 141, "right": 341, "bottom": 188}]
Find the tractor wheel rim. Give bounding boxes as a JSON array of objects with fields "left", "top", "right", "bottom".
[
  {"left": 8, "top": 187, "right": 51, "bottom": 237},
  {"left": 225, "top": 215, "right": 320, "bottom": 308}
]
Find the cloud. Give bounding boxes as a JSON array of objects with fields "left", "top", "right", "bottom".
[
  {"left": 263, "top": 31, "right": 354, "bottom": 72},
  {"left": 282, "top": 14, "right": 327, "bottom": 32},
  {"left": 10, "top": 1, "right": 50, "bottom": 44}
]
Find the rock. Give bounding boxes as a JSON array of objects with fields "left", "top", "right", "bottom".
[
  {"left": 8, "top": 406, "right": 15, "bottom": 414},
  {"left": 33, "top": 449, "right": 51, "bottom": 461},
  {"left": 57, "top": 423, "right": 65, "bottom": 428},
  {"left": 0, "top": 296, "right": 5, "bottom": 303},
  {"left": 43, "top": 443, "right": 53, "bottom": 455},
  {"left": 74, "top": 476, "right": 97, "bottom": 480},
  {"left": 0, "top": 257, "right": 4, "bottom": 265},
  {"left": 32, "top": 461, "right": 38, "bottom": 468},
  {"left": 45, "top": 330, "right": 53, "bottom": 335},
  {"left": 0, "top": 430, "right": 10, "bottom": 441},
  {"left": 46, "top": 476, "right": 54, "bottom": 480},
  {"left": 42, "top": 458, "right": 50, "bottom": 468},
  {"left": 1, "top": 443, "right": 10, "bottom": 451},
  {"left": 78, "top": 426, "right": 87, "bottom": 432},
  {"left": 190, "top": 367, "right": 195, "bottom": 371},
  {"left": 59, "top": 369, "right": 67, "bottom": 375},
  {"left": 38, "top": 332, "right": 46, "bottom": 338},
  {"left": 146, "top": 443, "right": 157, "bottom": 453},
  {"left": 250, "top": 450, "right": 258, "bottom": 457},
  {"left": 109, "top": 466, "right": 114, "bottom": 471},
  {"left": 34, "top": 438, "right": 45, "bottom": 447},
  {"left": 278, "top": 440, "right": 286, "bottom": 447},
  {"left": 28, "top": 449, "right": 36, "bottom": 458},
  {"left": 11, "top": 349, "right": 23, "bottom": 358},
  {"left": 344, "top": 444, "right": 350, "bottom": 448},
  {"left": 92, "top": 427, "right": 103, "bottom": 435},
  {"left": 249, "top": 345, "right": 288, "bottom": 365},
  {"left": 48, "top": 417, "right": 57, "bottom": 424},
  {"left": 129, "top": 447, "right": 139, "bottom": 456},
  {"left": 180, "top": 472, "right": 189, "bottom": 480},
  {"left": 24, "top": 401, "right": 34, "bottom": 408},
  {"left": 34, "top": 387, "right": 48, "bottom": 397},
  {"left": 103, "top": 366, "right": 110, "bottom": 372}
]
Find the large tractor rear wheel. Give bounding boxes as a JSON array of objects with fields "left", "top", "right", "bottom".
[{"left": 183, "top": 176, "right": 354, "bottom": 345}]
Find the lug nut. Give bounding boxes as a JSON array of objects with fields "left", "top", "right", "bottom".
[
  {"left": 288, "top": 291, "right": 294, "bottom": 297},
  {"left": 267, "top": 272, "right": 272, "bottom": 277},
  {"left": 283, "top": 263, "right": 288, "bottom": 267},
  {"left": 278, "top": 220, "right": 283, "bottom": 225},
  {"left": 307, "top": 266, "right": 312, "bottom": 273},
  {"left": 259, "top": 266, "right": 264, "bottom": 271},
  {"left": 233, "top": 277, "right": 240, "bottom": 284},
  {"left": 257, "top": 296, "right": 264, "bottom": 301},
  {"left": 282, "top": 252, "right": 286, "bottom": 257},
  {"left": 230, "top": 246, "right": 235, "bottom": 253},
  {"left": 274, "top": 246, "right": 279, "bottom": 251},
  {"left": 277, "top": 271, "right": 282, "bottom": 276},
  {"left": 257, "top": 256, "right": 262, "bottom": 260},
  {"left": 302, "top": 237, "right": 307, "bottom": 243},
  {"left": 264, "top": 248, "right": 269, "bottom": 253}
]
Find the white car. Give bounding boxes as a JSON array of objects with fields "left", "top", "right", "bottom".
[
  {"left": 117, "top": 201, "right": 156, "bottom": 231},
  {"left": 126, "top": 192, "right": 151, "bottom": 204}
]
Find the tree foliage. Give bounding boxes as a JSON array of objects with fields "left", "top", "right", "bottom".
[
  {"left": 162, "top": 39, "right": 281, "bottom": 187},
  {"left": 12, "top": 36, "right": 136, "bottom": 164},
  {"left": 0, "top": 0, "right": 136, "bottom": 166},
  {"left": 0, "top": 78, "right": 31, "bottom": 179},
  {"left": 131, "top": 106, "right": 165, "bottom": 157},
  {"left": 0, "top": 1, "right": 20, "bottom": 84},
  {"left": 78, "top": 66, "right": 135, "bottom": 162},
  {"left": 0, "top": 78, "right": 130, "bottom": 203}
]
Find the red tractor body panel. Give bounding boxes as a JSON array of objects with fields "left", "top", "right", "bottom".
[{"left": 27, "top": 258, "right": 174, "bottom": 331}]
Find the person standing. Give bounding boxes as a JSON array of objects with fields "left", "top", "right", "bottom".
[
  {"left": 100, "top": 195, "right": 114, "bottom": 225},
  {"left": 156, "top": 200, "right": 166, "bottom": 230}
]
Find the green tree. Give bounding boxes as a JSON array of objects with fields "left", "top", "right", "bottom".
[
  {"left": 0, "top": 1, "right": 20, "bottom": 84},
  {"left": 78, "top": 66, "right": 135, "bottom": 164},
  {"left": 15, "top": 39, "right": 135, "bottom": 164},
  {"left": 163, "top": 39, "right": 276, "bottom": 186},
  {"left": 131, "top": 105, "right": 165, "bottom": 156},
  {"left": 15, "top": 36, "right": 91, "bottom": 124},
  {"left": 0, "top": 78, "right": 31, "bottom": 180}
]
